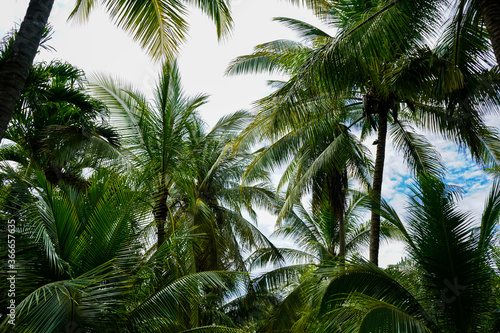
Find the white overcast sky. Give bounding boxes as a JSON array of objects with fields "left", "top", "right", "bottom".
[{"left": 1, "top": 0, "right": 498, "bottom": 267}]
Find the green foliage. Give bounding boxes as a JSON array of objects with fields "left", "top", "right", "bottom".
[
  {"left": 319, "top": 176, "right": 500, "bottom": 332},
  {"left": 69, "top": 0, "right": 232, "bottom": 61},
  {"left": 3, "top": 0, "right": 500, "bottom": 331},
  {"left": 0, "top": 31, "right": 121, "bottom": 188},
  {"left": 89, "top": 62, "right": 279, "bottom": 274},
  {"left": 0, "top": 171, "right": 145, "bottom": 331}
]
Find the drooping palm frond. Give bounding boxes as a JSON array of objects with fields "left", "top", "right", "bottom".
[
  {"left": 343, "top": 220, "right": 381, "bottom": 253},
  {"left": 319, "top": 259, "right": 436, "bottom": 333},
  {"left": 323, "top": 293, "right": 431, "bottom": 333},
  {"left": 126, "top": 271, "right": 247, "bottom": 332},
  {"left": 436, "top": 0, "right": 494, "bottom": 73},
  {"left": 87, "top": 72, "right": 147, "bottom": 149},
  {"left": 246, "top": 247, "right": 315, "bottom": 270},
  {"left": 0, "top": 169, "right": 149, "bottom": 331},
  {"left": 319, "top": 176, "right": 499, "bottom": 332},
  {"left": 389, "top": 120, "right": 444, "bottom": 177},
  {"left": 0, "top": 261, "right": 131, "bottom": 332},
  {"left": 273, "top": 17, "right": 332, "bottom": 41},
  {"left": 479, "top": 181, "right": 500, "bottom": 252},
  {"left": 276, "top": 130, "right": 371, "bottom": 223},
  {"left": 226, "top": 39, "right": 314, "bottom": 77},
  {"left": 205, "top": 109, "right": 253, "bottom": 140},
  {"left": 178, "top": 121, "right": 281, "bottom": 273},
  {"left": 69, "top": 0, "right": 232, "bottom": 62}
]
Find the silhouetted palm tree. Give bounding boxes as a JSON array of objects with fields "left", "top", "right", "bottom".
[{"left": 0, "top": 0, "right": 232, "bottom": 140}]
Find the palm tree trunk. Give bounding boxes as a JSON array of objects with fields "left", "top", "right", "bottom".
[
  {"left": 154, "top": 185, "right": 168, "bottom": 248},
  {"left": 337, "top": 173, "right": 348, "bottom": 260},
  {"left": 0, "top": 0, "right": 54, "bottom": 140},
  {"left": 338, "top": 211, "right": 346, "bottom": 259},
  {"left": 369, "top": 108, "right": 388, "bottom": 266},
  {"left": 327, "top": 171, "right": 348, "bottom": 261},
  {"left": 477, "top": 0, "right": 500, "bottom": 66}
]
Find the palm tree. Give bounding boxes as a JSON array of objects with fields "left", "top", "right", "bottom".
[
  {"left": 227, "top": 28, "right": 377, "bottom": 262},
  {"left": 0, "top": 167, "right": 249, "bottom": 332},
  {"left": 0, "top": 170, "right": 147, "bottom": 332},
  {"left": 0, "top": 50, "right": 121, "bottom": 187},
  {"left": 90, "top": 61, "right": 207, "bottom": 248},
  {"left": 318, "top": 175, "right": 500, "bottom": 332},
  {"left": 272, "top": 192, "right": 400, "bottom": 262},
  {"left": 232, "top": 190, "right": 402, "bottom": 332},
  {"left": 177, "top": 113, "right": 280, "bottom": 273},
  {"left": 90, "top": 62, "right": 280, "bottom": 274},
  {"left": 292, "top": 0, "right": 500, "bottom": 67},
  {"left": 227, "top": 3, "right": 500, "bottom": 265},
  {"left": 244, "top": 110, "right": 372, "bottom": 261},
  {"left": 0, "top": 0, "right": 232, "bottom": 141}
]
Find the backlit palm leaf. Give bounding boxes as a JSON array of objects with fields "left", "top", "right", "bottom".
[{"left": 70, "top": 0, "right": 232, "bottom": 62}]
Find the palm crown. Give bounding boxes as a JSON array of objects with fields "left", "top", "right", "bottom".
[{"left": 227, "top": 1, "right": 500, "bottom": 266}]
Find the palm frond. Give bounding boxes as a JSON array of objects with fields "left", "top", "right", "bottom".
[{"left": 70, "top": 0, "right": 232, "bottom": 61}]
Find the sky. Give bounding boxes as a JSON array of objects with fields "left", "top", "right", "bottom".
[{"left": 1, "top": 0, "right": 498, "bottom": 267}]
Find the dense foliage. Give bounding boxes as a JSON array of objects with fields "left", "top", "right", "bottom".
[{"left": 1, "top": 0, "right": 500, "bottom": 332}]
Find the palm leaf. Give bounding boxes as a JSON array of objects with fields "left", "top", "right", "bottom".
[{"left": 70, "top": 0, "right": 232, "bottom": 61}]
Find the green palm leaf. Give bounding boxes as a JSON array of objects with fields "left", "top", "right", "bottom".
[{"left": 70, "top": 0, "right": 232, "bottom": 61}]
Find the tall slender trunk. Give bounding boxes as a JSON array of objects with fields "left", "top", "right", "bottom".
[
  {"left": 0, "top": 0, "right": 54, "bottom": 140},
  {"left": 338, "top": 209, "right": 346, "bottom": 260},
  {"left": 337, "top": 174, "right": 348, "bottom": 260},
  {"left": 154, "top": 183, "right": 168, "bottom": 248},
  {"left": 327, "top": 171, "right": 348, "bottom": 261},
  {"left": 477, "top": 0, "right": 500, "bottom": 66},
  {"left": 369, "top": 108, "right": 388, "bottom": 266}
]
